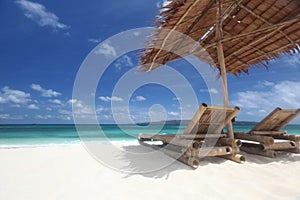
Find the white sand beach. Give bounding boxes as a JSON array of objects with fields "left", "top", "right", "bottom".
[{"left": 0, "top": 143, "right": 300, "bottom": 200}]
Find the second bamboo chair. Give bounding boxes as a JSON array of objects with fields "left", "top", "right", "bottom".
[{"left": 235, "top": 108, "right": 300, "bottom": 158}]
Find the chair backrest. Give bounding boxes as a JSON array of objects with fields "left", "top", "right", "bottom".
[
  {"left": 184, "top": 103, "right": 240, "bottom": 135},
  {"left": 250, "top": 108, "right": 300, "bottom": 132}
]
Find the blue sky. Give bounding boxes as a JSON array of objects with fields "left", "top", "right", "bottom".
[{"left": 0, "top": 0, "right": 299, "bottom": 124}]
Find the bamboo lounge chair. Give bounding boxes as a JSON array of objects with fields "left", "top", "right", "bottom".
[
  {"left": 138, "top": 103, "right": 244, "bottom": 169},
  {"left": 235, "top": 108, "right": 300, "bottom": 158}
]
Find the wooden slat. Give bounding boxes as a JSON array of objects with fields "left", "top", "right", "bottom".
[
  {"left": 184, "top": 103, "right": 208, "bottom": 134},
  {"left": 250, "top": 107, "right": 282, "bottom": 131},
  {"left": 276, "top": 109, "right": 300, "bottom": 130}
]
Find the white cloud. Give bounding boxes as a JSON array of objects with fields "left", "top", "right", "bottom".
[
  {"left": 94, "top": 42, "right": 117, "bottom": 58},
  {"left": 88, "top": 37, "right": 101, "bottom": 43},
  {"left": 35, "top": 114, "right": 52, "bottom": 119},
  {"left": 200, "top": 88, "right": 219, "bottom": 94},
  {"left": 15, "top": 0, "right": 69, "bottom": 30},
  {"left": 64, "top": 32, "right": 71, "bottom": 36},
  {"left": 28, "top": 104, "right": 39, "bottom": 109},
  {"left": 67, "top": 99, "right": 94, "bottom": 115},
  {"left": 0, "top": 86, "right": 31, "bottom": 104},
  {"left": 0, "top": 114, "right": 24, "bottom": 120},
  {"left": 0, "top": 114, "right": 11, "bottom": 119},
  {"left": 232, "top": 81, "right": 300, "bottom": 120},
  {"left": 133, "top": 31, "right": 140, "bottom": 36},
  {"left": 49, "top": 99, "right": 62, "bottom": 105},
  {"left": 115, "top": 55, "right": 134, "bottom": 71},
  {"left": 172, "top": 97, "right": 182, "bottom": 101},
  {"left": 31, "top": 84, "right": 61, "bottom": 97},
  {"left": 283, "top": 53, "right": 300, "bottom": 68},
  {"left": 168, "top": 111, "right": 179, "bottom": 116},
  {"left": 68, "top": 99, "right": 83, "bottom": 108},
  {"left": 99, "top": 96, "right": 124, "bottom": 102},
  {"left": 135, "top": 96, "right": 146, "bottom": 101},
  {"left": 58, "top": 109, "right": 71, "bottom": 115},
  {"left": 10, "top": 104, "right": 21, "bottom": 108},
  {"left": 256, "top": 80, "right": 275, "bottom": 88}
]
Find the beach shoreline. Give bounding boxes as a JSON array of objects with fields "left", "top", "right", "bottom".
[{"left": 1, "top": 143, "right": 300, "bottom": 200}]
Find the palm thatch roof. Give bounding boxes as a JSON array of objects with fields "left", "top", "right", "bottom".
[{"left": 140, "top": 0, "right": 300, "bottom": 75}]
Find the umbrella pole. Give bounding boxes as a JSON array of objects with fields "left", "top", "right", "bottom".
[{"left": 216, "top": 0, "right": 234, "bottom": 139}]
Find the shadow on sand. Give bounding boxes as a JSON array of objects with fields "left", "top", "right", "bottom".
[{"left": 116, "top": 144, "right": 300, "bottom": 179}]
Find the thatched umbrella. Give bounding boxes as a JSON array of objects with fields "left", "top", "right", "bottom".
[{"left": 140, "top": 0, "right": 300, "bottom": 138}]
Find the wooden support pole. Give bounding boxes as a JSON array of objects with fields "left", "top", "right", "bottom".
[
  {"left": 216, "top": 0, "right": 234, "bottom": 139},
  {"left": 177, "top": 133, "right": 227, "bottom": 139},
  {"left": 219, "top": 154, "right": 245, "bottom": 163},
  {"left": 250, "top": 131, "right": 286, "bottom": 136},
  {"left": 268, "top": 141, "right": 297, "bottom": 151},
  {"left": 241, "top": 142, "right": 265, "bottom": 150},
  {"left": 204, "top": 138, "right": 241, "bottom": 147},
  {"left": 273, "top": 134, "right": 300, "bottom": 142},
  {"left": 186, "top": 146, "right": 233, "bottom": 157},
  {"left": 234, "top": 132, "right": 274, "bottom": 145},
  {"left": 217, "top": 138, "right": 242, "bottom": 147},
  {"left": 139, "top": 133, "right": 227, "bottom": 140},
  {"left": 242, "top": 141, "right": 297, "bottom": 151},
  {"left": 240, "top": 146, "right": 277, "bottom": 158}
]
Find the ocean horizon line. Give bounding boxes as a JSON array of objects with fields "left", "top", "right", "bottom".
[{"left": 0, "top": 121, "right": 299, "bottom": 126}]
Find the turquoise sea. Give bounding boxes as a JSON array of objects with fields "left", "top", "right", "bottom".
[{"left": 0, "top": 124, "right": 300, "bottom": 147}]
